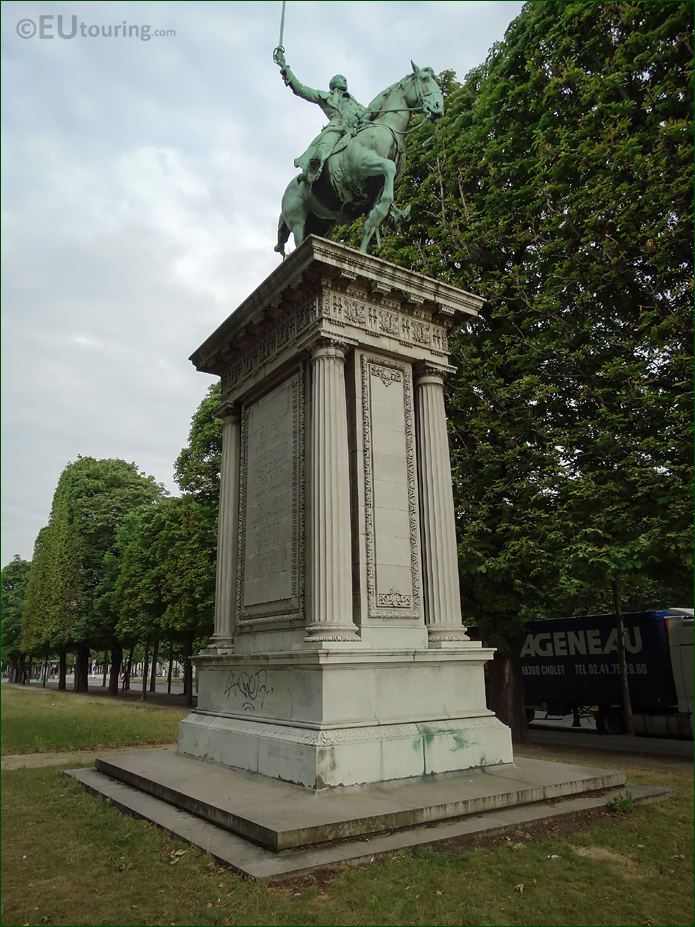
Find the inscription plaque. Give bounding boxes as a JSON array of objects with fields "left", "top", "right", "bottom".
[{"left": 238, "top": 370, "right": 304, "bottom": 624}]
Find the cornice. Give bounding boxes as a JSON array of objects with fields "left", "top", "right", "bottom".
[{"left": 190, "top": 237, "right": 484, "bottom": 376}]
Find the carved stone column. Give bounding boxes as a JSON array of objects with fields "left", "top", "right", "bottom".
[
  {"left": 305, "top": 339, "right": 359, "bottom": 642},
  {"left": 414, "top": 363, "right": 469, "bottom": 646},
  {"left": 210, "top": 402, "right": 241, "bottom": 651}
]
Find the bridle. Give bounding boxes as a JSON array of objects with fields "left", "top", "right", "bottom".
[
  {"left": 361, "top": 70, "right": 440, "bottom": 138},
  {"left": 410, "top": 66, "right": 439, "bottom": 115}
]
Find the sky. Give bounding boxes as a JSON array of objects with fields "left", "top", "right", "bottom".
[{"left": 1, "top": 0, "right": 524, "bottom": 565}]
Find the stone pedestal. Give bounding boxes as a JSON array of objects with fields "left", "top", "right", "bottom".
[{"left": 179, "top": 237, "right": 513, "bottom": 788}]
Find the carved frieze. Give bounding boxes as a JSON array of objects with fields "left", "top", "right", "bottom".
[
  {"left": 322, "top": 291, "right": 449, "bottom": 353},
  {"left": 187, "top": 712, "right": 502, "bottom": 744},
  {"left": 221, "top": 288, "right": 450, "bottom": 396},
  {"left": 222, "top": 298, "right": 319, "bottom": 394}
]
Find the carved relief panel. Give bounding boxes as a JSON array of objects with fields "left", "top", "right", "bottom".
[{"left": 357, "top": 353, "right": 422, "bottom": 621}]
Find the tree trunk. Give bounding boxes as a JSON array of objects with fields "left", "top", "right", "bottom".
[
  {"left": 58, "top": 649, "right": 67, "bottom": 690},
  {"left": 183, "top": 634, "right": 194, "bottom": 706},
  {"left": 108, "top": 642, "right": 123, "bottom": 695},
  {"left": 149, "top": 638, "right": 159, "bottom": 693},
  {"left": 16, "top": 654, "right": 26, "bottom": 684},
  {"left": 141, "top": 641, "right": 149, "bottom": 701},
  {"left": 9, "top": 656, "right": 19, "bottom": 683},
  {"left": 488, "top": 637, "right": 528, "bottom": 743},
  {"left": 612, "top": 577, "right": 635, "bottom": 736},
  {"left": 167, "top": 641, "right": 174, "bottom": 694},
  {"left": 26, "top": 658, "right": 33, "bottom": 684},
  {"left": 102, "top": 651, "right": 109, "bottom": 687},
  {"left": 74, "top": 644, "right": 90, "bottom": 693},
  {"left": 42, "top": 657, "right": 49, "bottom": 687}
]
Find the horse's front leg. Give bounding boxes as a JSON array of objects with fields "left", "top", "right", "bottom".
[{"left": 360, "top": 159, "right": 396, "bottom": 253}]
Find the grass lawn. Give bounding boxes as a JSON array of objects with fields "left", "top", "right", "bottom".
[
  {"left": 1, "top": 745, "right": 692, "bottom": 926},
  {"left": 1, "top": 685, "right": 187, "bottom": 754}
]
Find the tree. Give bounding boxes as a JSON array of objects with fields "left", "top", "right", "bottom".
[
  {"left": 21, "top": 457, "right": 164, "bottom": 691},
  {"left": 2, "top": 556, "right": 31, "bottom": 682},
  {"left": 114, "top": 496, "right": 216, "bottom": 704},
  {"left": 174, "top": 382, "right": 222, "bottom": 504},
  {"left": 171, "top": 383, "right": 224, "bottom": 700},
  {"left": 157, "top": 496, "right": 216, "bottom": 702},
  {"left": 337, "top": 1, "right": 693, "bottom": 737},
  {"left": 21, "top": 525, "right": 70, "bottom": 687}
]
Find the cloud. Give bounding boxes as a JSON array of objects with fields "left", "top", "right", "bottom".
[{"left": 1, "top": 0, "right": 523, "bottom": 562}]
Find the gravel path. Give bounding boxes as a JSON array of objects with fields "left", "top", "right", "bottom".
[{"left": 2, "top": 743, "right": 175, "bottom": 771}]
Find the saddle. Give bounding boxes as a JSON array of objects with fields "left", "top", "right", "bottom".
[{"left": 318, "top": 122, "right": 397, "bottom": 208}]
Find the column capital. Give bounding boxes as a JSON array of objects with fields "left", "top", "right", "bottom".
[
  {"left": 309, "top": 335, "right": 357, "bottom": 362},
  {"left": 413, "top": 360, "right": 457, "bottom": 386},
  {"left": 213, "top": 400, "right": 241, "bottom": 423}
]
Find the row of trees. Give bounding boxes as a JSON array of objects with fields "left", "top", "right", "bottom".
[
  {"left": 2, "top": 388, "right": 222, "bottom": 703},
  {"left": 2, "top": 2, "right": 691, "bottom": 735}
]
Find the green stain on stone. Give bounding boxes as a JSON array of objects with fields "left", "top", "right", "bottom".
[
  {"left": 421, "top": 728, "right": 437, "bottom": 748},
  {"left": 450, "top": 731, "right": 474, "bottom": 751}
]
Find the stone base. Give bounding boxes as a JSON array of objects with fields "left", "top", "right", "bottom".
[
  {"left": 182, "top": 648, "right": 513, "bottom": 788},
  {"left": 69, "top": 759, "right": 664, "bottom": 880},
  {"left": 178, "top": 712, "right": 512, "bottom": 790},
  {"left": 65, "top": 747, "right": 649, "bottom": 880},
  {"left": 92, "top": 749, "right": 627, "bottom": 849}
]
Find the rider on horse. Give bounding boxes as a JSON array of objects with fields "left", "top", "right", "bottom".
[{"left": 274, "top": 48, "right": 369, "bottom": 185}]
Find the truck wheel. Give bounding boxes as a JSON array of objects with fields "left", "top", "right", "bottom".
[{"left": 596, "top": 708, "right": 626, "bottom": 735}]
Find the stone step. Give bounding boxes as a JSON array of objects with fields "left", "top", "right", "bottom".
[
  {"left": 92, "top": 748, "right": 626, "bottom": 850},
  {"left": 66, "top": 765, "right": 668, "bottom": 880}
]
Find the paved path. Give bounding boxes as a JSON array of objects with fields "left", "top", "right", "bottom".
[
  {"left": 2, "top": 743, "right": 175, "bottom": 771},
  {"left": 528, "top": 724, "right": 693, "bottom": 758}
]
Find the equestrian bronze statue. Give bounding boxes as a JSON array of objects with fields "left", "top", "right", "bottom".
[{"left": 273, "top": 50, "right": 444, "bottom": 255}]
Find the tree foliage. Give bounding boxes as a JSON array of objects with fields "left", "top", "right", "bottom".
[
  {"left": 174, "top": 382, "right": 222, "bottom": 504},
  {"left": 21, "top": 525, "right": 65, "bottom": 654},
  {"left": 20, "top": 458, "right": 164, "bottom": 656},
  {"left": 114, "top": 496, "right": 216, "bottom": 650},
  {"left": 339, "top": 1, "right": 693, "bottom": 642},
  {"left": 2, "top": 556, "right": 31, "bottom": 660}
]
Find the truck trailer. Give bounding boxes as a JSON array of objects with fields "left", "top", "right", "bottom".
[{"left": 521, "top": 609, "right": 693, "bottom": 737}]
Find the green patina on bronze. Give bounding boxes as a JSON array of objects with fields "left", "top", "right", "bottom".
[{"left": 272, "top": 47, "right": 443, "bottom": 255}]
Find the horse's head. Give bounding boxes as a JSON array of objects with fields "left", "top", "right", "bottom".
[{"left": 409, "top": 62, "right": 443, "bottom": 121}]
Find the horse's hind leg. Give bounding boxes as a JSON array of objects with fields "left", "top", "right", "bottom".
[
  {"left": 278, "top": 177, "right": 308, "bottom": 251},
  {"left": 290, "top": 218, "right": 306, "bottom": 248},
  {"left": 359, "top": 159, "right": 396, "bottom": 253}
]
